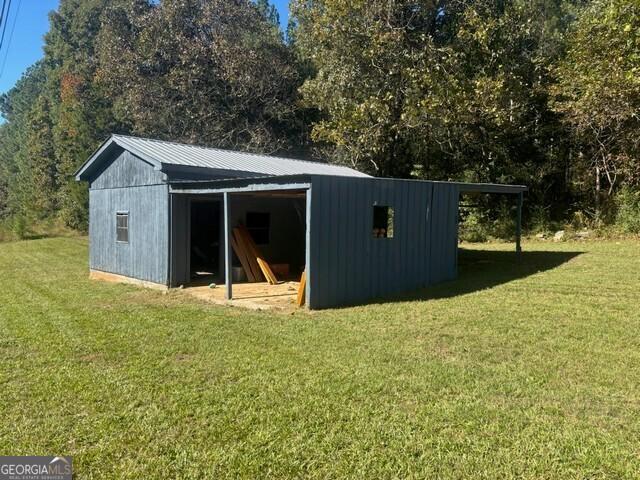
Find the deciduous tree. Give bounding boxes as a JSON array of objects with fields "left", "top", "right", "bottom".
[{"left": 97, "top": 0, "right": 305, "bottom": 154}]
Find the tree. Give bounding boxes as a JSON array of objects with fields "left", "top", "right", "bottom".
[
  {"left": 20, "top": 95, "right": 57, "bottom": 219},
  {"left": 553, "top": 0, "right": 640, "bottom": 219},
  {"left": 291, "top": 0, "right": 448, "bottom": 177},
  {"left": 292, "top": 0, "right": 583, "bottom": 222},
  {"left": 44, "top": 0, "right": 118, "bottom": 229},
  {"left": 0, "top": 63, "right": 49, "bottom": 221},
  {"left": 97, "top": 0, "right": 305, "bottom": 155},
  {"left": 420, "top": 0, "right": 580, "bottom": 212}
]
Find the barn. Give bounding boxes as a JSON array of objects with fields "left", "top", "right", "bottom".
[{"left": 75, "top": 134, "right": 526, "bottom": 309}]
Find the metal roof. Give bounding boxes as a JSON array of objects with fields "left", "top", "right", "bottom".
[{"left": 75, "top": 134, "right": 370, "bottom": 180}]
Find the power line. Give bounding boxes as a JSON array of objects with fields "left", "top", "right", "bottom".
[
  {"left": 0, "top": 0, "right": 8, "bottom": 43},
  {"left": 0, "top": 0, "right": 12, "bottom": 60},
  {"left": 0, "top": 0, "right": 20, "bottom": 79}
]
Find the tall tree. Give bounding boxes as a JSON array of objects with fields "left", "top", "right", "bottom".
[
  {"left": 291, "top": 0, "right": 448, "bottom": 177},
  {"left": 292, "top": 0, "right": 581, "bottom": 217},
  {"left": 19, "top": 95, "right": 57, "bottom": 219},
  {"left": 0, "top": 63, "right": 49, "bottom": 221},
  {"left": 44, "top": 0, "right": 117, "bottom": 229},
  {"left": 97, "top": 0, "right": 305, "bottom": 155},
  {"left": 553, "top": 0, "right": 640, "bottom": 219}
]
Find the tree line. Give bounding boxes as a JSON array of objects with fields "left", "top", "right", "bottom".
[{"left": 0, "top": 0, "right": 639, "bottom": 237}]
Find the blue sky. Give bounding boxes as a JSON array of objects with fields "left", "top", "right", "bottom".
[
  {"left": 0, "top": 0, "right": 59, "bottom": 95},
  {"left": 0, "top": 0, "right": 290, "bottom": 97}
]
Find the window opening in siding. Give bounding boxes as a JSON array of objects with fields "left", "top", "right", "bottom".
[
  {"left": 373, "top": 205, "right": 394, "bottom": 238},
  {"left": 246, "top": 211, "right": 270, "bottom": 245},
  {"left": 116, "top": 212, "right": 129, "bottom": 243}
]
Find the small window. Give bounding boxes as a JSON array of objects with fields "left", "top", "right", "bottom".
[
  {"left": 246, "top": 212, "right": 270, "bottom": 245},
  {"left": 116, "top": 212, "right": 129, "bottom": 243},
  {"left": 372, "top": 205, "right": 394, "bottom": 238}
]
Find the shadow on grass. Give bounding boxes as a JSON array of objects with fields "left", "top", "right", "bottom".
[
  {"left": 367, "top": 248, "right": 583, "bottom": 306},
  {"left": 21, "top": 233, "right": 56, "bottom": 241}
]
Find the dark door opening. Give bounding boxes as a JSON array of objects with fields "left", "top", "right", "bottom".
[{"left": 190, "top": 200, "right": 221, "bottom": 281}]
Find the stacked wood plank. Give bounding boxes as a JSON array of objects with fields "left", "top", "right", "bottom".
[
  {"left": 231, "top": 226, "right": 279, "bottom": 285},
  {"left": 296, "top": 269, "right": 306, "bottom": 307}
]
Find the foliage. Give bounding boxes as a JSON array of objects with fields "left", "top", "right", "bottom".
[
  {"left": 0, "top": 63, "right": 49, "bottom": 221},
  {"left": 291, "top": 0, "right": 577, "bottom": 191},
  {"left": 529, "top": 204, "right": 552, "bottom": 233},
  {"left": 0, "top": 0, "right": 639, "bottom": 235},
  {"left": 553, "top": 0, "right": 640, "bottom": 217},
  {"left": 21, "top": 95, "right": 57, "bottom": 220},
  {"left": 9, "top": 215, "right": 27, "bottom": 239},
  {"left": 96, "top": 0, "right": 305, "bottom": 154},
  {"left": 291, "top": 0, "right": 444, "bottom": 176},
  {"left": 490, "top": 201, "right": 517, "bottom": 241},
  {"left": 459, "top": 209, "right": 489, "bottom": 243},
  {"left": 460, "top": 199, "right": 517, "bottom": 242},
  {"left": 615, "top": 186, "right": 640, "bottom": 234},
  {"left": 45, "top": 0, "right": 120, "bottom": 230}
]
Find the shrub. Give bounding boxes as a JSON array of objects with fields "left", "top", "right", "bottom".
[
  {"left": 11, "top": 215, "right": 27, "bottom": 240},
  {"left": 459, "top": 210, "right": 488, "bottom": 243},
  {"left": 615, "top": 186, "right": 640, "bottom": 234},
  {"left": 530, "top": 205, "right": 551, "bottom": 233},
  {"left": 490, "top": 202, "right": 516, "bottom": 241}
]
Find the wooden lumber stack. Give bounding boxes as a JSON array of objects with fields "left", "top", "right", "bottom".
[
  {"left": 230, "top": 234, "right": 259, "bottom": 282},
  {"left": 231, "top": 226, "right": 279, "bottom": 285},
  {"left": 296, "top": 269, "right": 306, "bottom": 307}
]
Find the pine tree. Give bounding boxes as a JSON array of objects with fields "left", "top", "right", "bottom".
[
  {"left": 0, "top": 63, "right": 48, "bottom": 223},
  {"left": 21, "top": 95, "right": 57, "bottom": 219},
  {"left": 44, "top": 0, "right": 117, "bottom": 230}
]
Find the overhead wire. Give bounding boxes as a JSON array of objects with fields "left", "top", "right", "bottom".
[
  {"left": 0, "top": 0, "right": 13, "bottom": 62},
  {"left": 0, "top": 0, "right": 20, "bottom": 79},
  {"left": 0, "top": 0, "right": 8, "bottom": 35}
]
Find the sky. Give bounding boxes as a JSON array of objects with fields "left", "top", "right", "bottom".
[
  {"left": 0, "top": 0, "right": 60, "bottom": 95},
  {"left": 0, "top": 0, "right": 290, "bottom": 97}
]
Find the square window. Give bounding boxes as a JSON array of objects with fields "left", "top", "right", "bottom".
[
  {"left": 116, "top": 212, "right": 129, "bottom": 243},
  {"left": 246, "top": 212, "right": 270, "bottom": 245},
  {"left": 372, "top": 205, "right": 394, "bottom": 238}
]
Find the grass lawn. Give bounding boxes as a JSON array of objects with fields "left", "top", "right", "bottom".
[{"left": 1, "top": 237, "right": 639, "bottom": 478}]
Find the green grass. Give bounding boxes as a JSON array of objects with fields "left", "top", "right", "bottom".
[{"left": 1, "top": 237, "right": 639, "bottom": 479}]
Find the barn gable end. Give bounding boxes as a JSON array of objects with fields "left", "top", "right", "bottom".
[{"left": 88, "top": 149, "right": 166, "bottom": 189}]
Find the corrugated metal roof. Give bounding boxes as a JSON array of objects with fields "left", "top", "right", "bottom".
[{"left": 110, "top": 134, "right": 370, "bottom": 178}]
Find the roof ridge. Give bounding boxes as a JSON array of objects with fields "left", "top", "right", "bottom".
[{"left": 111, "top": 133, "right": 356, "bottom": 170}]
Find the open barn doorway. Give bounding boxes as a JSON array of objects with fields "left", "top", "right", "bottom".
[
  {"left": 189, "top": 199, "right": 222, "bottom": 283},
  {"left": 186, "top": 189, "right": 308, "bottom": 309}
]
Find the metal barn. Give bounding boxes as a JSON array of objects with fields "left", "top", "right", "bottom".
[{"left": 75, "top": 135, "right": 526, "bottom": 309}]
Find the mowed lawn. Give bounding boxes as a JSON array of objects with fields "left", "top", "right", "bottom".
[{"left": 0, "top": 237, "right": 639, "bottom": 479}]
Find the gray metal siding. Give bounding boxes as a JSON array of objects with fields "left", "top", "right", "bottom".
[
  {"left": 84, "top": 141, "right": 463, "bottom": 304},
  {"left": 89, "top": 184, "right": 169, "bottom": 284},
  {"left": 308, "top": 176, "right": 459, "bottom": 309},
  {"left": 90, "top": 150, "right": 166, "bottom": 189},
  {"left": 428, "top": 183, "right": 459, "bottom": 284}
]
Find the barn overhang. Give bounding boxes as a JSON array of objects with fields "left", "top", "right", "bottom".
[
  {"left": 169, "top": 175, "right": 528, "bottom": 195},
  {"left": 168, "top": 174, "right": 313, "bottom": 195},
  {"left": 454, "top": 181, "right": 528, "bottom": 253}
]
